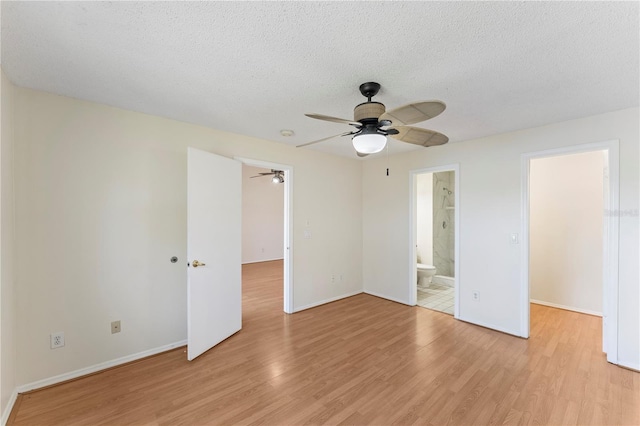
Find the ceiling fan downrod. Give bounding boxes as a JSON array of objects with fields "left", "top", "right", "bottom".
[{"left": 355, "top": 82, "right": 385, "bottom": 123}]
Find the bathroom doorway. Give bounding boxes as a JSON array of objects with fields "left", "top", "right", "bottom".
[{"left": 410, "top": 165, "right": 460, "bottom": 317}]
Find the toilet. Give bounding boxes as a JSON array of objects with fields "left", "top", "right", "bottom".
[{"left": 417, "top": 263, "right": 436, "bottom": 287}]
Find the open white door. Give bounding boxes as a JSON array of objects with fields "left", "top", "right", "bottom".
[{"left": 187, "top": 147, "right": 242, "bottom": 361}]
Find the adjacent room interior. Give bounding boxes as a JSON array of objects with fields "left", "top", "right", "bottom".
[
  {"left": 241, "top": 164, "right": 285, "bottom": 315},
  {"left": 415, "top": 169, "right": 457, "bottom": 316},
  {"left": 529, "top": 150, "right": 607, "bottom": 346},
  {"left": 529, "top": 151, "right": 606, "bottom": 317}
]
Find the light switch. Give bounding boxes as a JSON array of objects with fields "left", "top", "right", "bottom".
[{"left": 510, "top": 233, "right": 519, "bottom": 244}]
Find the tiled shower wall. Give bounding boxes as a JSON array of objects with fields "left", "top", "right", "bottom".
[{"left": 433, "top": 171, "right": 455, "bottom": 277}]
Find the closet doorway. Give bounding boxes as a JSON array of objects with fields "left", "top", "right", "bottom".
[{"left": 521, "top": 140, "right": 619, "bottom": 364}]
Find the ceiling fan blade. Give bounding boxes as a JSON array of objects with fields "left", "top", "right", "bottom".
[
  {"left": 297, "top": 131, "right": 354, "bottom": 148},
  {"left": 356, "top": 151, "right": 369, "bottom": 158},
  {"left": 305, "top": 113, "right": 361, "bottom": 127},
  {"left": 390, "top": 126, "right": 449, "bottom": 147},
  {"left": 379, "top": 101, "right": 446, "bottom": 126}
]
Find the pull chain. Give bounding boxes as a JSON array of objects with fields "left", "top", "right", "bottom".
[{"left": 386, "top": 141, "right": 390, "bottom": 176}]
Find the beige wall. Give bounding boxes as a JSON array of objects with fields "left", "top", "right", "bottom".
[
  {"left": 530, "top": 151, "right": 605, "bottom": 314},
  {"left": 242, "top": 165, "right": 284, "bottom": 264},
  {"left": 0, "top": 69, "right": 17, "bottom": 420},
  {"left": 12, "top": 87, "right": 363, "bottom": 386},
  {"left": 362, "top": 107, "right": 639, "bottom": 369}
]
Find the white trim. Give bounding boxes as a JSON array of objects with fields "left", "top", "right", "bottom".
[
  {"left": 1, "top": 389, "right": 18, "bottom": 426},
  {"left": 235, "top": 157, "right": 294, "bottom": 314},
  {"left": 409, "top": 164, "right": 460, "bottom": 319},
  {"left": 520, "top": 154, "right": 531, "bottom": 338},
  {"left": 409, "top": 172, "right": 418, "bottom": 306},
  {"left": 530, "top": 299, "right": 602, "bottom": 317},
  {"left": 521, "top": 140, "right": 619, "bottom": 363},
  {"left": 456, "top": 316, "right": 522, "bottom": 337},
  {"left": 603, "top": 146, "right": 620, "bottom": 364},
  {"left": 293, "top": 291, "right": 362, "bottom": 312},
  {"left": 16, "top": 340, "right": 187, "bottom": 394},
  {"left": 364, "top": 290, "right": 412, "bottom": 306},
  {"left": 241, "top": 257, "right": 284, "bottom": 265},
  {"left": 618, "top": 361, "right": 640, "bottom": 372}
]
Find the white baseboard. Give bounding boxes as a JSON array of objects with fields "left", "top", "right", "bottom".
[
  {"left": 294, "top": 291, "right": 362, "bottom": 312},
  {"left": 530, "top": 299, "right": 602, "bottom": 317},
  {"left": 17, "top": 340, "right": 187, "bottom": 394},
  {"left": 241, "top": 257, "right": 284, "bottom": 265},
  {"left": 1, "top": 389, "right": 19, "bottom": 426},
  {"left": 363, "top": 290, "right": 412, "bottom": 306},
  {"left": 618, "top": 360, "right": 640, "bottom": 372},
  {"left": 456, "top": 315, "right": 524, "bottom": 338}
]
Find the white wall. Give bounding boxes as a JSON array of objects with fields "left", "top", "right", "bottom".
[
  {"left": 530, "top": 151, "right": 604, "bottom": 315},
  {"left": 12, "top": 87, "right": 363, "bottom": 386},
  {"left": 242, "top": 165, "right": 284, "bottom": 264},
  {"left": 416, "top": 173, "right": 433, "bottom": 265},
  {"left": 363, "top": 108, "right": 639, "bottom": 368},
  {"left": 0, "top": 69, "right": 17, "bottom": 421}
]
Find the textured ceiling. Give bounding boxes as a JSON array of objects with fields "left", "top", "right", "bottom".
[{"left": 2, "top": 1, "right": 638, "bottom": 158}]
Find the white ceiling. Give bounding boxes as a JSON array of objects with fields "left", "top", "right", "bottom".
[{"left": 2, "top": 1, "right": 638, "bottom": 159}]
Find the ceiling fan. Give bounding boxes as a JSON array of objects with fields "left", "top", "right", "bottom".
[
  {"left": 298, "top": 82, "right": 448, "bottom": 157},
  {"left": 250, "top": 169, "right": 284, "bottom": 183}
]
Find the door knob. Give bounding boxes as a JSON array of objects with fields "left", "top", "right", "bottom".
[{"left": 192, "top": 260, "right": 206, "bottom": 268}]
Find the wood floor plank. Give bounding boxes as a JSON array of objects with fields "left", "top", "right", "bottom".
[{"left": 8, "top": 260, "right": 639, "bottom": 425}]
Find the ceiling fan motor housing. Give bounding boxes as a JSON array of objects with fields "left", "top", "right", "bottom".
[{"left": 354, "top": 102, "right": 385, "bottom": 122}]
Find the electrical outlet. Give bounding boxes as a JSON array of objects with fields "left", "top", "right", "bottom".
[
  {"left": 111, "top": 320, "right": 121, "bottom": 334},
  {"left": 472, "top": 291, "right": 480, "bottom": 301},
  {"left": 51, "top": 332, "right": 65, "bottom": 349}
]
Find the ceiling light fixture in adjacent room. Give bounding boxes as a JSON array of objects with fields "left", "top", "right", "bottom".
[
  {"left": 271, "top": 171, "right": 284, "bottom": 184},
  {"left": 250, "top": 169, "right": 284, "bottom": 183}
]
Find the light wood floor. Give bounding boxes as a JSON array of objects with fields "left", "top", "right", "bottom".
[{"left": 9, "top": 260, "right": 639, "bottom": 425}]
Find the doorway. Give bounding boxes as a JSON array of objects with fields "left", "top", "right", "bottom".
[
  {"left": 521, "top": 140, "right": 619, "bottom": 364},
  {"left": 529, "top": 151, "right": 605, "bottom": 316},
  {"left": 236, "top": 157, "right": 293, "bottom": 314},
  {"left": 241, "top": 165, "right": 285, "bottom": 265},
  {"left": 186, "top": 150, "right": 293, "bottom": 361},
  {"left": 409, "top": 164, "right": 460, "bottom": 317}
]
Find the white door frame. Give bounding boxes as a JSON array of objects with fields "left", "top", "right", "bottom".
[
  {"left": 235, "top": 157, "right": 294, "bottom": 314},
  {"left": 409, "top": 164, "right": 460, "bottom": 319},
  {"left": 520, "top": 140, "right": 619, "bottom": 364}
]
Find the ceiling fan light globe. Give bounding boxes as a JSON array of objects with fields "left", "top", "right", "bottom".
[
  {"left": 272, "top": 175, "right": 280, "bottom": 183},
  {"left": 352, "top": 133, "right": 387, "bottom": 154}
]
